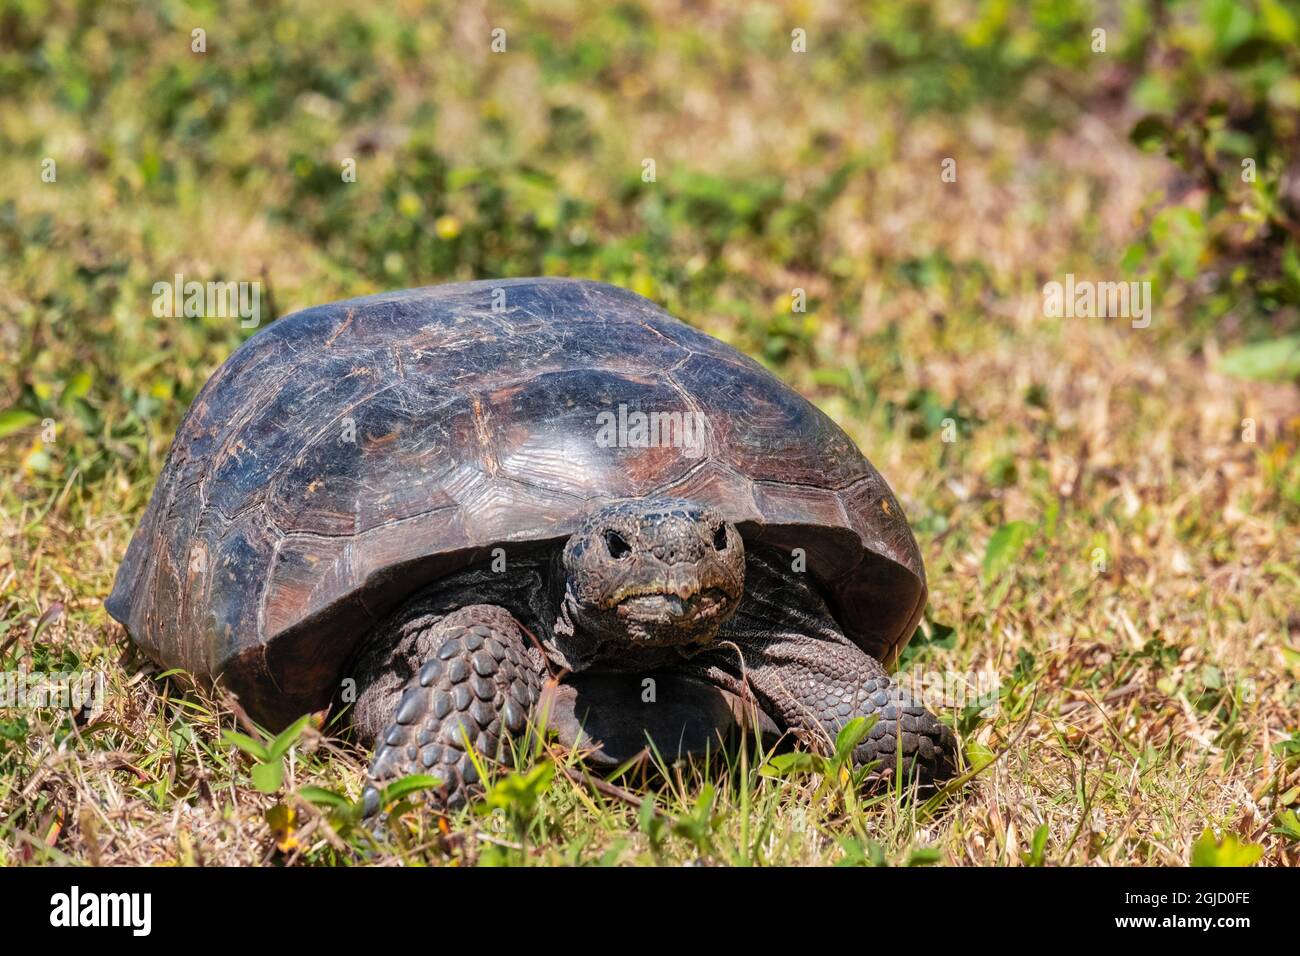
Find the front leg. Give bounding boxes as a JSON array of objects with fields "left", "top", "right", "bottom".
[
  {"left": 750, "top": 636, "right": 957, "bottom": 787},
  {"left": 701, "top": 634, "right": 956, "bottom": 787},
  {"left": 695, "top": 564, "right": 957, "bottom": 788},
  {"left": 353, "top": 604, "right": 545, "bottom": 812}
]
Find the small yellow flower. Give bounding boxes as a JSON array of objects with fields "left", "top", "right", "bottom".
[
  {"left": 266, "top": 803, "right": 299, "bottom": 853},
  {"left": 397, "top": 192, "right": 423, "bottom": 219},
  {"left": 435, "top": 215, "right": 461, "bottom": 240}
]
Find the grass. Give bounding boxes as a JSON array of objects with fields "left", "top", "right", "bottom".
[{"left": 1, "top": 1, "right": 1298, "bottom": 866}]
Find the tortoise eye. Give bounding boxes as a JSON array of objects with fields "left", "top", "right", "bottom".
[
  {"left": 603, "top": 530, "right": 632, "bottom": 559},
  {"left": 712, "top": 525, "right": 728, "bottom": 551}
]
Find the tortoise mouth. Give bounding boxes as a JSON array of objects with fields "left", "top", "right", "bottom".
[{"left": 614, "top": 587, "right": 731, "bottom": 626}]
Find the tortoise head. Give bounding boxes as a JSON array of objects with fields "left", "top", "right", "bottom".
[{"left": 557, "top": 498, "right": 745, "bottom": 655}]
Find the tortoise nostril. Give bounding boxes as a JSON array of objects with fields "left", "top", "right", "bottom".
[
  {"left": 712, "top": 525, "right": 728, "bottom": 551},
  {"left": 603, "top": 529, "right": 632, "bottom": 560}
]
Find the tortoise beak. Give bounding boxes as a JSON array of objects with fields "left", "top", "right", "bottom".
[{"left": 615, "top": 587, "right": 731, "bottom": 626}]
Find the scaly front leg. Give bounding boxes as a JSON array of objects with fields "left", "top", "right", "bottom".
[
  {"left": 694, "top": 565, "right": 958, "bottom": 788},
  {"left": 354, "top": 604, "right": 545, "bottom": 812},
  {"left": 701, "top": 632, "right": 957, "bottom": 787}
]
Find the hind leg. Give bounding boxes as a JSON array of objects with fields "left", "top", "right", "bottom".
[{"left": 352, "top": 604, "right": 545, "bottom": 812}]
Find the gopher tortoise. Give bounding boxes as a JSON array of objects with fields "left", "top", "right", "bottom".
[{"left": 107, "top": 277, "right": 956, "bottom": 809}]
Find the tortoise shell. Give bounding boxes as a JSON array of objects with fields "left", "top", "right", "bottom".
[{"left": 107, "top": 278, "right": 926, "bottom": 728}]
